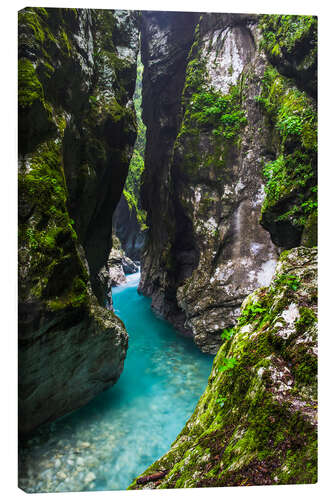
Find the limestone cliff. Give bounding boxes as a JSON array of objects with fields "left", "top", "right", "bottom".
[
  {"left": 18, "top": 7, "right": 139, "bottom": 433},
  {"left": 139, "top": 13, "right": 317, "bottom": 354},
  {"left": 130, "top": 246, "right": 317, "bottom": 488}
]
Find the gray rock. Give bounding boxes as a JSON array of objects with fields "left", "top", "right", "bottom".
[{"left": 139, "top": 12, "right": 279, "bottom": 353}]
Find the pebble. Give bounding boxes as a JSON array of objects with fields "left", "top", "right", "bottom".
[
  {"left": 56, "top": 471, "right": 67, "bottom": 480},
  {"left": 81, "top": 442, "right": 91, "bottom": 448},
  {"left": 54, "top": 459, "right": 61, "bottom": 468},
  {"left": 84, "top": 472, "right": 96, "bottom": 484}
]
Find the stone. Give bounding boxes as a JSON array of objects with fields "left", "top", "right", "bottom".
[
  {"left": 84, "top": 472, "right": 96, "bottom": 484},
  {"left": 18, "top": 7, "right": 139, "bottom": 434},
  {"left": 56, "top": 471, "right": 67, "bottom": 480}
]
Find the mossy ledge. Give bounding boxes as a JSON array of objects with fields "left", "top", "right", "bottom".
[
  {"left": 18, "top": 7, "right": 139, "bottom": 434},
  {"left": 129, "top": 247, "right": 317, "bottom": 489}
]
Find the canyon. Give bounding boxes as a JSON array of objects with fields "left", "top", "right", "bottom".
[{"left": 18, "top": 8, "right": 317, "bottom": 489}]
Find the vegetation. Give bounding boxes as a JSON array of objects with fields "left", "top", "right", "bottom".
[
  {"left": 123, "top": 56, "right": 148, "bottom": 230},
  {"left": 272, "top": 273, "right": 300, "bottom": 291},
  {"left": 257, "top": 16, "right": 317, "bottom": 247},
  {"left": 175, "top": 32, "right": 247, "bottom": 179},
  {"left": 257, "top": 65, "right": 317, "bottom": 244},
  {"left": 18, "top": 138, "right": 89, "bottom": 310},
  {"left": 259, "top": 15, "right": 317, "bottom": 59},
  {"left": 220, "top": 327, "right": 234, "bottom": 341},
  {"left": 188, "top": 88, "right": 247, "bottom": 140}
]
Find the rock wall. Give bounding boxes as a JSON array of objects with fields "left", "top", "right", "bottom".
[
  {"left": 139, "top": 13, "right": 317, "bottom": 354},
  {"left": 99, "top": 235, "right": 139, "bottom": 297},
  {"left": 130, "top": 246, "right": 317, "bottom": 488},
  {"left": 113, "top": 194, "right": 145, "bottom": 261},
  {"left": 113, "top": 56, "right": 147, "bottom": 261},
  {"left": 18, "top": 7, "right": 139, "bottom": 433},
  {"left": 138, "top": 10, "right": 201, "bottom": 333}
]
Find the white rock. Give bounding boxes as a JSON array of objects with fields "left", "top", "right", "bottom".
[{"left": 84, "top": 472, "right": 96, "bottom": 484}]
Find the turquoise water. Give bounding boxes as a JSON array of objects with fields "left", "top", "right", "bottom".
[{"left": 19, "top": 272, "right": 213, "bottom": 493}]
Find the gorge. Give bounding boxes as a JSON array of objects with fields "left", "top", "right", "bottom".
[{"left": 18, "top": 8, "right": 317, "bottom": 491}]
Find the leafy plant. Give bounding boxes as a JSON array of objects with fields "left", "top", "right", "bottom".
[
  {"left": 272, "top": 273, "right": 301, "bottom": 291},
  {"left": 189, "top": 87, "right": 247, "bottom": 141},
  {"left": 218, "top": 356, "right": 237, "bottom": 373},
  {"left": 216, "top": 395, "right": 227, "bottom": 408},
  {"left": 238, "top": 302, "right": 266, "bottom": 326},
  {"left": 220, "top": 327, "right": 234, "bottom": 341}
]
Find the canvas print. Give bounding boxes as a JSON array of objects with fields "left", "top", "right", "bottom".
[{"left": 18, "top": 7, "right": 318, "bottom": 493}]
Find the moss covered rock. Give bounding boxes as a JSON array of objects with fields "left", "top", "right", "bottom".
[
  {"left": 130, "top": 246, "right": 317, "bottom": 489},
  {"left": 257, "top": 17, "right": 317, "bottom": 249},
  {"left": 18, "top": 7, "right": 139, "bottom": 434}
]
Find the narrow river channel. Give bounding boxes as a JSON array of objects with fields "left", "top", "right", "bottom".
[{"left": 19, "top": 272, "right": 213, "bottom": 492}]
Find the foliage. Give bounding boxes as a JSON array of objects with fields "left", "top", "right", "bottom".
[
  {"left": 272, "top": 273, "right": 300, "bottom": 291},
  {"left": 238, "top": 301, "right": 267, "bottom": 326},
  {"left": 218, "top": 356, "right": 237, "bottom": 373},
  {"left": 216, "top": 395, "right": 227, "bottom": 408},
  {"left": 18, "top": 58, "right": 44, "bottom": 108},
  {"left": 182, "top": 84, "right": 246, "bottom": 142},
  {"left": 259, "top": 15, "right": 317, "bottom": 57},
  {"left": 123, "top": 55, "right": 147, "bottom": 230},
  {"left": 175, "top": 36, "right": 247, "bottom": 177},
  {"left": 19, "top": 139, "right": 88, "bottom": 310},
  {"left": 220, "top": 327, "right": 234, "bottom": 341},
  {"left": 189, "top": 88, "right": 247, "bottom": 140},
  {"left": 257, "top": 65, "right": 317, "bottom": 237}
]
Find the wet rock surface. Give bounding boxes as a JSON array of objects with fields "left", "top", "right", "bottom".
[
  {"left": 101, "top": 236, "right": 139, "bottom": 290},
  {"left": 113, "top": 193, "right": 146, "bottom": 261}
]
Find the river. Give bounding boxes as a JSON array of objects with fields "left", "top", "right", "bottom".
[{"left": 18, "top": 272, "right": 213, "bottom": 492}]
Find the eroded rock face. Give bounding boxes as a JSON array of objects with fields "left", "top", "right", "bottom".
[
  {"left": 18, "top": 7, "right": 139, "bottom": 433},
  {"left": 139, "top": 13, "right": 279, "bottom": 352},
  {"left": 130, "top": 247, "right": 317, "bottom": 489},
  {"left": 113, "top": 194, "right": 145, "bottom": 261},
  {"left": 138, "top": 10, "right": 201, "bottom": 334},
  {"left": 100, "top": 236, "right": 139, "bottom": 294},
  {"left": 139, "top": 13, "right": 317, "bottom": 354}
]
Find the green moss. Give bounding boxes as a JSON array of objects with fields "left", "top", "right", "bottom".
[
  {"left": 60, "top": 29, "right": 72, "bottom": 55},
  {"left": 174, "top": 38, "right": 246, "bottom": 179},
  {"left": 257, "top": 66, "right": 317, "bottom": 238},
  {"left": 18, "top": 58, "right": 44, "bottom": 108},
  {"left": 19, "top": 139, "right": 88, "bottom": 311},
  {"left": 259, "top": 15, "right": 317, "bottom": 58},
  {"left": 277, "top": 439, "right": 317, "bottom": 484},
  {"left": 295, "top": 307, "right": 317, "bottom": 334},
  {"left": 121, "top": 56, "right": 147, "bottom": 230},
  {"left": 47, "top": 276, "right": 88, "bottom": 310},
  {"left": 19, "top": 9, "right": 46, "bottom": 44},
  {"left": 301, "top": 210, "right": 318, "bottom": 247}
]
